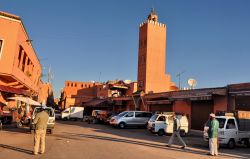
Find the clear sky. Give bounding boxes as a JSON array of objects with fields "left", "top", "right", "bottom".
[{"left": 1, "top": 0, "right": 250, "bottom": 97}]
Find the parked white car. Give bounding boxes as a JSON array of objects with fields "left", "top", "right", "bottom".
[
  {"left": 30, "top": 106, "right": 55, "bottom": 134},
  {"left": 204, "top": 111, "right": 250, "bottom": 148},
  {"left": 61, "top": 107, "right": 84, "bottom": 120},
  {"left": 147, "top": 113, "right": 189, "bottom": 136}
]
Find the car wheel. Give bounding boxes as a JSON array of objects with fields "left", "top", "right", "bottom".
[
  {"left": 118, "top": 122, "right": 126, "bottom": 129},
  {"left": 227, "top": 139, "right": 236, "bottom": 149},
  {"left": 17, "top": 122, "right": 22, "bottom": 128},
  {"left": 243, "top": 139, "right": 250, "bottom": 147},
  {"left": 158, "top": 129, "right": 165, "bottom": 136}
]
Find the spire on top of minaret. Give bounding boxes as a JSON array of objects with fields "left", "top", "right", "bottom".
[{"left": 148, "top": 8, "right": 158, "bottom": 22}]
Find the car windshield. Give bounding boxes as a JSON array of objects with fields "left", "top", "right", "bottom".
[
  {"left": 216, "top": 118, "right": 226, "bottom": 129},
  {"left": 34, "top": 107, "right": 54, "bottom": 117},
  {"left": 117, "top": 112, "right": 128, "bottom": 117},
  {"left": 149, "top": 114, "right": 158, "bottom": 121}
]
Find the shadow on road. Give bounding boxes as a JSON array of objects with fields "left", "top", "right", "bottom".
[
  {"left": 55, "top": 120, "right": 250, "bottom": 159},
  {"left": 54, "top": 132, "right": 249, "bottom": 159},
  {"left": 0, "top": 144, "right": 33, "bottom": 155}
]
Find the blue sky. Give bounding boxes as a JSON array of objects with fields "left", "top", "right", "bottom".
[{"left": 1, "top": 0, "right": 250, "bottom": 97}]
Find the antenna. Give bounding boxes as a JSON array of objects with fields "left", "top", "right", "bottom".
[
  {"left": 48, "top": 65, "right": 54, "bottom": 84},
  {"left": 188, "top": 78, "right": 197, "bottom": 89},
  {"left": 98, "top": 72, "right": 102, "bottom": 83},
  {"left": 176, "top": 71, "right": 186, "bottom": 89}
]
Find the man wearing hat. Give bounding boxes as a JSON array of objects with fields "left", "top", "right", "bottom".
[
  {"left": 167, "top": 113, "right": 187, "bottom": 149},
  {"left": 33, "top": 105, "right": 49, "bottom": 155},
  {"left": 207, "top": 113, "right": 219, "bottom": 156}
]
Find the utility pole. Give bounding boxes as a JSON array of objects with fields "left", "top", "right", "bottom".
[{"left": 176, "top": 71, "right": 186, "bottom": 90}]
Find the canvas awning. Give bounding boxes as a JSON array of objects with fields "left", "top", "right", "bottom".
[
  {"left": 8, "top": 96, "right": 41, "bottom": 106},
  {"left": 0, "top": 85, "right": 30, "bottom": 96},
  {"left": 84, "top": 99, "right": 108, "bottom": 107}
]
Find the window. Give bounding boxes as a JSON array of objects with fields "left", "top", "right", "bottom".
[
  {"left": 22, "top": 53, "right": 27, "bottom": 71},
  {"left": 71, "top": 83, "right": 73, "bottom": 87},
  {"left": 18, "top": 46, "right": 23, "bottom": 68},
  {"left": 157, "top": 116, "right": 166, "bottom": 121},
  {"left": 226, "top": 119, "right": 236, "bottom": 129},
  {"left": 0, "top": 39, "right": 3, "bottom": 59},
  {"left": 144, "top": 112, "right": 152, "bottom": 117},
  {"left": 75, "top": 83, "right": 77, "bottom": 87},
  {"left": 216, "top": 118, "right": 226, "bottom": 128},
  {"left": 81, "top": 84, "right": 83, "bottom": 88},
  {"left": 125, "top": 112, "right": 134, "bottom": 118},
  {"left": 70, "top": 108, "right": 75, "bottom": 113},
  {"left": 135, "top": 112, "right": 143, "bottom": 117},
  {"left": 67, "top": 83, "right": 70, "bottom": 87}
]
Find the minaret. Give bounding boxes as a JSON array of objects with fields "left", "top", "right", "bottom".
[{"left": 137, "top": 9, "right": 177, "bottom": 93}]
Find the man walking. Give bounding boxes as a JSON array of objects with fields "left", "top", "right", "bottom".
[
  {"left": 207, "top": 113, "right": 219, "bottom": 156},
  {"left": 33, "top": 105, "right": 49, "bottom": 155},
  {"left": 167, "top": 113, "right": 187, "bottom": 149}
]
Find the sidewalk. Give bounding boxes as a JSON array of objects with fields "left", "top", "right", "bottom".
[{"left": 189, "top": 129, "right": 204, "bottom": 137}]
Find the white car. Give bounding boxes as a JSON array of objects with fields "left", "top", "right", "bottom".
[
  {"left": 30, "top": 106, "right": 55, "bottom": 134},
  {"left": 147, "top": 113, "right": 189, "bottom": 136}
]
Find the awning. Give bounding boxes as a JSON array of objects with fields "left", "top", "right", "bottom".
[
  {"left": 110, "top": 85, "right": 128, "bottom": 89},
  {"left": 189, "top": 95, "right": 212, "bottom": 101},
  {"left": 84, "top": 99, "right": 108, "bottom": 107},
  {"left": 112, "top": 96, "right": 132, "bottom": 101},
  {"left": 146, "top": 100, "right": 172, "bottom": 105},
  {"left": 8, "top": 96, "right": 41, "bottom": 105},
  {"left": 229, "top": 90, "right": 250, "bottom": 96},
  {"left": 0, "top": 85, "right": 30, "bottom": 96}
]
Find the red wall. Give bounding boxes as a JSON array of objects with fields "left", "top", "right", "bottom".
[
  {"left": 173, "top": 100, "right": 191, "bottom": 128},
  {"left": 213, "top": 95, "right": 227, "bottom": 112}
]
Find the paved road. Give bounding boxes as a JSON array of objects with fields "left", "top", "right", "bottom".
[{"left": 0, "top": 121, "right": 249, "bottom": 159}]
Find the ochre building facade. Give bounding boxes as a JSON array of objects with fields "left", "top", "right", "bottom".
[{"left": 0, "top": 11, "right": 42, "bottom": 108}]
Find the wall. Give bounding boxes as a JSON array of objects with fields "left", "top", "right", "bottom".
[
  {"left": 62, "top": 81, "right": 100, "bottom": 108},
  {"left": 0, "top": 12, "right": 41, "bottom": 94},
  {"left": 173, "top": 100, "right": 191, "bottom": 128},
  {"left": 213, "top": 95, "right": 228, "bottom": 112}
]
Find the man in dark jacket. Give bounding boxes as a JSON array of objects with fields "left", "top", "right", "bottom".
[
  {"left": 167, "top": 113, "right": 186, "bottom": 149},
  {"left": 33, "top": 105, "right": 49, "bottom": 155}
]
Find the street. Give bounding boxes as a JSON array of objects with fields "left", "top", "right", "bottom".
[{"left": 0, "top": 121, "right": 249, "bottom": 159}]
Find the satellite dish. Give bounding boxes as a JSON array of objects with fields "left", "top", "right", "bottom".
[
  {"left": 188, "top": 78, "right": 197, "bottom": 89},
  {"left": 124, "top": 80, "right": 132, "bottom": 84}
]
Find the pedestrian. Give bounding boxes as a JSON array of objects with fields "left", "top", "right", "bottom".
[
  {"left": 167, "top": 113, "right": 187, "bottom": 149},
  {"left": 33, "top": 105, "right": 49, "bottom": 155},
  {"left": 207, "top": 113, "right": 219, "bottom": 156}
]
